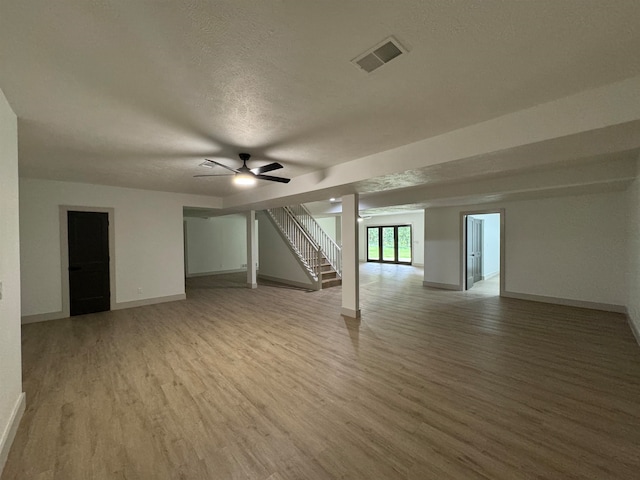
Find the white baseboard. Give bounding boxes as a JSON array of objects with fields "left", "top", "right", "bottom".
[
  {"left": 481, "top": 271, "right": 500, "bottom": 280},
  {"left": 502, "top": 291, "right": 626, "bottom": 313},
  {"left": 423, "top": 281, "right": 463, "bottom": 291},
  {"left": 113, "top": 293, "right": 186, "bottom": 310},
  {"left": 22, "top": 294, "right": 187, "bottom": 324},
  {"left": 0, "top": 392, "right": 25, "bottom": 476},
  {"left": 21, "top": 310, "right": 66, "bottom": 325},
  {"left": 627, "top": 311, "right": 640, "bottom": 347},
  {"left": 341, "top": 307, "right": 361, "bottom": 319},
  {"left": 186, "top": 268, "right": 246, "bottom": 278}
]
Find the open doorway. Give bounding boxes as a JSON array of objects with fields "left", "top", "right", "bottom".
[{"left": 461, "top": 211, "right": 504, "bottom": 295}]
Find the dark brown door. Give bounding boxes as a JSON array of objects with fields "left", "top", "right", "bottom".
[{"left": 68, "top": 211, "right": 110, "bottom": 316}]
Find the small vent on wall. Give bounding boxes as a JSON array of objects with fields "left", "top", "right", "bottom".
[{"left": 352, "top": 37, "right": 406, "bottom": 73}]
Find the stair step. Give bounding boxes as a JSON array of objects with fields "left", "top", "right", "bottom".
[
  {"left": 322, "top": 271, "right": 338, "bottom": 279},
  {"left": 322, "top": 278, "right": 342, "bottom": 289}
]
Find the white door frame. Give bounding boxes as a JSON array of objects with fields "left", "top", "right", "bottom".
[{"left": 459, "top": 208, "right": 505, "bottom": 295}]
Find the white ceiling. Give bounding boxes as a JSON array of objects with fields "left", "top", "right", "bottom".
[{"left": 1, "top": 1, "right": 640, "bottom": 209}]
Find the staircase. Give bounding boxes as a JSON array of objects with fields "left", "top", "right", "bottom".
[
  {"left": 265, "top": 205, "right": 341, "bottom": 290},
  {"left": 319, "top": 257, "right": 341, "bottom": 289}
]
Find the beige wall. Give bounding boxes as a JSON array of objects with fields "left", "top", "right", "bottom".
[
  {"left": 184, "top": 215, "right": 249, "bottom": 276},
  {"left": 256, "top": 212, "right": 314, "bottom": 287},
  {"left": 0, "top": 88, "right": 24, "bottom": 473},
  {"left": 627, "top": 161, "right": 640, "bottom": 336},
  {"left": 424, "top": 190, "right": 627, "bottom": 308},
  {"left": 19, "top": 178, "right": 219, "bottom": 319}
]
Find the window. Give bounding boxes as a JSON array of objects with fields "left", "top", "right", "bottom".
[{"left": 366, "top": 225, "right": 412, "bottom": 264}]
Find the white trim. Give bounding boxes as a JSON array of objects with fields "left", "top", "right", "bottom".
[
  {"left": 423, "top": 281, "right": 463, "bottom": 291},
  {"left": 459, "top": 209, "right": 506, "bottom": 295},
  {"left": 341, "top": 307, "right": 361, "bottom": 319},
  {"left": 257, "top": 274, "right": 315, "bottom": 291},
  {"left": 502, "top": 290, "right": 627, "bottom": 313},
  {"left": 626, "top": 311, "right": 640, "bottom": 347},
  {"left": 481, "top": 271, "right": 500, "bottom": 281},
  {"left": 247, "top": 282, "right": 258, "bottom": 289},
  {"left": 59, "top": 206, "right": 116, "bottom": 317},
  {"left": 21, "top": 310, "right": 66, "bottom": 325},
  {"left": 0, "top": 392, "right": 25, "bottom": 475},
  {"left": 112, "top": 294, "right": 186, "bottom": 311},
  {"left": 186, "top": 268, "right": 246, "bottom": 278}
]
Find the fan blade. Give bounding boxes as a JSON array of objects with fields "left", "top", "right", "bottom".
[
  {"left": 203, "top": 159, "right": 239, "bottom": 173},
  {"left": 251, "top": 162, "right": 283, "bottom": 175},
  {"left": 194, "top": 174, "right": 234, "bottom": 177},
  {"left": 255, "top": 174, "right": 291, "bottom": 183}
]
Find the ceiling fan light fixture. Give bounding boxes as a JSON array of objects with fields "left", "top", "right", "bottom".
[{"left": 233, "top": 173, "right": 257, "bottom": 186}]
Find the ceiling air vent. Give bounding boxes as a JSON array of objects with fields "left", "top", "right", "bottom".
[{"left": 352, "top": 37, "right": 406, "bottom": 73}]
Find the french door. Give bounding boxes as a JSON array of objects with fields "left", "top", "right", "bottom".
[{"left": 367, "top": 225, "right": 412, "bottom": 264}]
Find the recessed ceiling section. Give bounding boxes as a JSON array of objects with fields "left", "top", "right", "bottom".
[{"left": 352, "top": 37, "right": 406, "bottom": 73}]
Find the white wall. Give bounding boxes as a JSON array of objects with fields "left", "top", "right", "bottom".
[
  {"left": 471, "top": 213, "right": 500, "bottom": 278},
  {"left": 256, "top": 211, "right": 314, "bottom": 287},
  {"left": 358, "top": 211, "right": 425, "bottom": 265},
  {"left": 184, "top": 215, "right": 249, "bottom": 276},
  {"left": 19, "top": 178, "right": 219, "bottom": 318},
  {"left": 0, "top": 88, "right": 23, "bottom": 472},
  {"left": 423, "top": 209, "right": 460, "bottom": 285},
  {"left": 315, "top": 216, "right": 339, "bottom": 243},
  {"left": 425, "top": 190, "right": 627, "bottom": 307},
  {"left": 627, "top": 164, "right": 640, "bottom": 336}
]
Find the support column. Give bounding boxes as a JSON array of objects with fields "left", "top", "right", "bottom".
[
  {"left": 246, "top": 210, "right": 257, "bottom": 289},
  {"left": 341, "top": 194, "right": 360, "bottom": 318}
]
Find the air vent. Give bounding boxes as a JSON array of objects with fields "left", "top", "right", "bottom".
[{"left": 352, "top": 37, "right": 406, "bottom": 73}]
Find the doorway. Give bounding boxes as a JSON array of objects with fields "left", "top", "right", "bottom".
[
  {"left": 462, "top": 211, "right": 503, "bottom": 294},
  {"left": 367, "top": 225, "right": 412, "bottom": 264},
  {"left": 67, "top": 211, "right": 111, "bottom": 315}
]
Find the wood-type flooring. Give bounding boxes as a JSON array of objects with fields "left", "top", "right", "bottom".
[{"left": 3, "top": 263, "right": 640, "bottom": 479}]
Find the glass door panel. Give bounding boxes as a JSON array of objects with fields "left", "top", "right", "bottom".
[
  {"left": 382, "top": 227, "right": 395, "bottom": 262},
  {"left": 366, "top": 225, "right": 413, "bottom": 265},
  {"left": 397, "top": 226, "right": 412, "bottom": 263},
  {"left": 367, "top": 227, "right": 380, "bottom": 261}
]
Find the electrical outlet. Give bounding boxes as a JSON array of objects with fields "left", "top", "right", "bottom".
[
  {"left": 137, "top": 287, "right": 142, "bottom": 295},
  {"left": 242, "top": 263, "right": 247, "bottom": 268}
]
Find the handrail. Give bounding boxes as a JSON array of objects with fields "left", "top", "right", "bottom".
[
  {"left": 285, "top": 204, "right": 342, "bottom": 277},
  {"left": 265, "top": 207, "right": 322, "bottom": 288}
]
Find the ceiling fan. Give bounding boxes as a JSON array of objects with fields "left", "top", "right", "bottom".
[{"left": 194, "top": 153, "right": 290, "bottom": 186}]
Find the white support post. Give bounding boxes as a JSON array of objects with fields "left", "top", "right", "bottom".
[
  {"left": 341, "top": 194, "right": 360, "bottom": 318},
  {"left": 246, "top": 210, "right": 257, "bottom": 289}
]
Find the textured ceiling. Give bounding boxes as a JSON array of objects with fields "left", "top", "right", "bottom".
[{"left": 1, "top": 1, "right": 640, "bottom": 199}]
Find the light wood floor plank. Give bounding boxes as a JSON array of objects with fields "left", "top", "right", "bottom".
[{"left": 3, "top": 263, "right": 640, "bottom": 479}]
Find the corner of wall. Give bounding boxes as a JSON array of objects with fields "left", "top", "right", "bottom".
[
  {"left": 0, "top": 393, "right": 25, "bottom": 474},
  {"left": 626, "top": 164, "right": 640, "bottom": 344},
  {"left": 0, "top": 86, "right": 24, "bottom": 477}
]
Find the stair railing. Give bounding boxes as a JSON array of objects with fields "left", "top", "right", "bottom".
[
  {"left": 285, "top": 204, "right": 342, "bottom": 277},
  {"left": 265, "top": 207, "right": 323, "bottom": 289}
]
